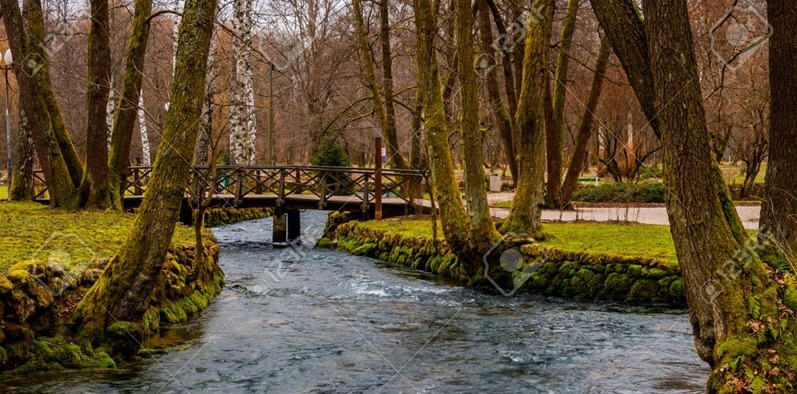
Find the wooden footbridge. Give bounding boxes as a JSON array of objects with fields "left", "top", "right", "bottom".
[{"left": 34, "top": 165, "right": 427, "bottom": 243}]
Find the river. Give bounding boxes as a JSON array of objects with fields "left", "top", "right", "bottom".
[{"left": 1, "top": 211, "right": 709, "bottom": 393}]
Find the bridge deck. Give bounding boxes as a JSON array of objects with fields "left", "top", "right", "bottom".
[{"left": 34, "top": 165, "right": 427, "bottom": 219}]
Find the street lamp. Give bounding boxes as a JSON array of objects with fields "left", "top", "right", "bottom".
[{"left": 1, "top": 49, "right": 13, "bottom": 201}]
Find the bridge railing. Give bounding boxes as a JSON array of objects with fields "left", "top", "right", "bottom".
[{"left": 34, "top": 166, "right": 427, "bottom": 213}]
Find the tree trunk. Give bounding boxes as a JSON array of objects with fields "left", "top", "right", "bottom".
[
  {"left": 23, "top": 0, "right": 83, "bottom": 188},
  {"left": 761, "top": 0, "right": 797, "bottom": 258},
  {"left": 195, "top": 27, "right": 217, "bottom": 167},
  {"left": 501, "top": 2, "right": 550, "bottom": 238},
  {"left": 455, "top": 0, "right": 499, "bottom": 251},
  {"left": 1, "top": 0, "right": 78, "bottom": 208},
  {"left": 589, "top": 0, "right": 746, "bottom": 243},
  {"left": 80, "top": 0, "right": 113, "bottom": 209},
  {"left": 229, "top": 0, "right": 256, "bottom": 165},
  {"left": 138, "top": 93, "right": 151, "bottom": 166},
  {"left": 9, "top": 107, "right": 34, "bottom": 201},
  {"left": 412, "top": 0, "right": 470, "bottom": 255},
  {"left": 379, "top": 0, "right": 407, "bottom": 169},
  {"left": 478, "top": 0, "right": 517, "bottom": 186},
  {"left": 561, "top": 38, "right": 610, "bottom": 205},
  {"left": 593, "top": 0, "right": 797, "bottom": 390},
  {"left": 352, "top": 0, "right": 406, "bottom": 168},
  {"left": 545, "top": 0, "right": 579, "bottom": 209},
  {"left": 108, "top": 0, "right": 153, "bottom": 202},
  {"left": 483, "top": 0, "right": 517, "bottom": 124},
  {"left": 76, "top": 0, "right": 218, "bottom": 345}
]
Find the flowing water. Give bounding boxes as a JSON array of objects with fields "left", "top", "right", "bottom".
[{"left": 1, "top": 211, "right": 709, "bottom": 393}]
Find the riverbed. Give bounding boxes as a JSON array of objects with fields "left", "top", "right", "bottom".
[{"left": 0, "top": 211, "right": 709, "bottom": 393}]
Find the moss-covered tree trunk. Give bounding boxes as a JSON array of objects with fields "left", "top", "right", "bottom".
[
  {"left": 80, "top": 0, "right": 113, "bottom": 209},
  {"left": 761, "top": 0, "right": 797, "bottom": 258},
  {"left": 593, "top": 0, "right": 797, "bottom": 390},
  {"left": 108, "top": 0, "right": 154, "bottom": 204},
  {"left": 23, "top": 0, "right": 83, "bottom": 189},
  {"left": 455, "top": 0, "right": 499, "bottom": 251},
  {"left": 412, "top": 0, "right": 470, "bottom": 255},
  {"left": 561, "top": 38, "right": 610, "bottom": 205},
  {"left": 1, "top": 0, "right": 77, "bottom": 208},
  {"left": 544, "top": 0, "right": 579, "bottom": 209},
  {"left": 75, "top": 0, "right": 218, "bottom": 345},
  {"left": 501, "top": 3, "right": 550, "bottom": 239},
  {"left": 9, "top": 109, "right": 34, "bottom": 201}
]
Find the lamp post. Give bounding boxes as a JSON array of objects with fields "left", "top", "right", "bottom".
[{"left": 1, "top": 49, "right": 13, "bottom": 201}]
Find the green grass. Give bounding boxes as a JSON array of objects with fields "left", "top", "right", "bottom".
[
  {"left": 492, "top": 200, "right": 512, "bottom": 209},
  {"left": 357, "top": 218, "right": 678, "bottom": 266},
  {"left": 0, "top": 201, "right": 194, "bottom": 273}
]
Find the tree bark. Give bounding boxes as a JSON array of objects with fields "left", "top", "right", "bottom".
[
  {"left": 80, "top": 0, "right": 113, "bottom": 209},
  {"left": 761, "top": 0, "right": 797, "bottom": 258},
  {"left": 501, "top": 1, "right": 550, "bottom": 238},
  {"left": 76, "top": 0, "right": 219, "bottom": 344},
  {"left": 545, "top": 0, "right": 579, "bottom": 208},
  {"left": 561, "top": 37, "right": 610, "bottom": 205},
  {"left": 229, "top": 0, "right": 256, "bottom": 165},
  {"left": 109, "top": 0, "right": 154, "bottom": 202},
  {"left": 9, "top": 107, "right": 34, "bottom": 201},
  {"left": 455, "top": 0, "right": 499, "bottom": 251}
]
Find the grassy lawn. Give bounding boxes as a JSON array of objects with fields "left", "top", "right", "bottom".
[
  {"left": 0, "top": 201, "right": 194, "bottom": 273},
  {"left": 358, "top": 218, "right": 678, "bottom": 266}
]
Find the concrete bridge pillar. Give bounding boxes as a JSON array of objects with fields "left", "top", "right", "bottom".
[{"left": 273, "top": 208, "right": 301, "bottom": 245}]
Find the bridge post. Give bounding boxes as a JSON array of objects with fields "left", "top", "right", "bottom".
[
  {"left": 287, "top": 209, "right": 301, "bottom": 243},
  {"left": 273, "top": 208, "right": 287, "bottom": 245},
  {"left": 374, "top": 135, "right": 383, "bottom": 220}
]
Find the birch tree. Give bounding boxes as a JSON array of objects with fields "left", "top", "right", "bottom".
[{"left": 229, "top": 0, "right": 257, "bottom": 165}]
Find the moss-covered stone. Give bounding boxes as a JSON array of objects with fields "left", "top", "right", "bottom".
[
  {"left": 203, "top": 207, "right": 272, "bottom": 227},
  {"left": 332, "top": 217, "right": 686, "bottom": 306},
  {"left": 0, "top": 215, "right": 223, "bottom": 376}
]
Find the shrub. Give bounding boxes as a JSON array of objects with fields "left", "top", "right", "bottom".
[{"left": 573, "top": 182, "right": 666, "bottom": 203}]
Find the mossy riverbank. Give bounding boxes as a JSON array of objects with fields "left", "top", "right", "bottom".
[
  {"left": 327, "top": 217, "right": 685, "bottom": 306},
  {"left": 0, "top": 202, "right": 267, "bottom": 377}
]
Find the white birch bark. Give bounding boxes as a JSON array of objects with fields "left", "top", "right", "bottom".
[
  {"left": 138, "top": 92, "right": 151, "bottom": 166},
  {"left": 106, "top": 80, "right": 115, "bottom": 150},
  {"left": 195, "top": 25, "right": 217, "bottom": 166},
  {"left": 229, "top": 0, "right": 256, "bottom": 165}
]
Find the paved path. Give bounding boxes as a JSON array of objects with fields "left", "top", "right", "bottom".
[{"left": 487, "top": 205, "right": 761, "bottom": 229}]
